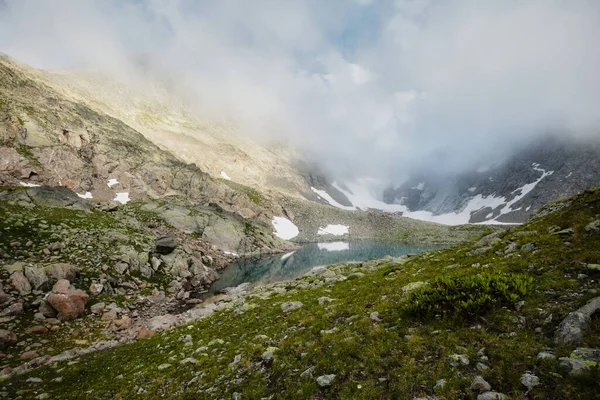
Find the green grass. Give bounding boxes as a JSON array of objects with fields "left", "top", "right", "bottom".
[{"left": 3, "top": 188, "right": 600, "bottom": 399}]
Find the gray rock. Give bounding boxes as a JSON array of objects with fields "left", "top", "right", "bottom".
[
  {"left": 521, "top": 243, "right": 536, "bottom": 253},
  {"left": 281, "top": 301, "right": 303, "bottom": 313},
  {"left": 155, "top": 236, "right": 178, "bottom": 255},
  {"left": 300, "top": 366, "right": 315, "bottom": 379},
  {"left": 24, "top": 266, "right": 48, "bottom": 290},
  {"left": 448, "top": 354, "right": 470, "bottom": 367},
  {"left": 316, "top": 374, "right": 336, "bottom": 387},
  {"left": 537, "top": 352, "right": 556, "bottom": 360},
  {"left": 555, "top": 296, "right": 600, "bottom": 345},
  {"left": 370, "top": 312, "right": 381, "bottom": 321},
  {"left": 585, "top": 220, "right": 599, "bottom": 232},
  {"left": 520, "top": 372, "right": 540, "bottom": 390},
  {"left": 262, "top": 347, "right": 279, "bottom": 362},
  {"left": 89, "top": 283, "right": 103, "bottom": 295},
  {"left": 0, "top": 329, "right": 17, "bottom": 349},
  {"left": 477, "top": 392, "right": 507, "bottom": 400},
  {"left": 470, "top": 376, "right": 492, "bottom": 392},
  {"left": 148, "top": 314, "right": 179, "bottom": 332},
  {"left": 39, "top": 301, "right": 57, "bottom": 318},
  {"left": 476, "top": 362, "right": 489, "bottom": 371},
  {"left": 90, "top": 302, "right": 105, "bottom": 314},
  {"left": 157, "top": 363, "right": 172, "bottom": 371}
]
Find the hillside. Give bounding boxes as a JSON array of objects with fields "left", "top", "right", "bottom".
[{"left": 2, "top": 187, "right": 599, "bottom": 399}]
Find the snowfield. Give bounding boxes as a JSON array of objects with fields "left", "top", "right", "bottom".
[
  {"left": 113, "top": 192, "right": 130, "bottom": 204},
  {"left": 77, "top": 192, "right": 93, "bottom": 199},
  {"left": 317, "top": 242, "right": 350, "bottom": 251},
  {"left": 19, "top": 181, "right": 40, "bottom": 187},
  {"left": 317, "top": 224, "right": 349, "bottom": 236},
  {"left": 220, "top": 171, "right": 231, "bottom": 180},
  {"left": 272, "top": 216, "right": 299, "bottom": 240},
  {"left": 318, "top": 164, "right": 552, "bottom": 226},
  {"left": 107, "top": 178, "right": 119, "bottom": 188}
]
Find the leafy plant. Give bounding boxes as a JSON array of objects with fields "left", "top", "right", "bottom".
[{"left": 404, "top": 272, "right": 533, "bottom": 319}]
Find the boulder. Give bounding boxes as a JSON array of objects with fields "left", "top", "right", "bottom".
[
  {"left": 281, "top": 301, "right": 303, "bottom": 313},
  {"left": 89, "top": 283, "right": 103, "bottom": 295},
  {"left": 45, "top": 263, "right": 77, "bottom": 282},
  {"left": 39, "top": 301, "right": 57, "bottom": 318},
  {"left": 155, "top": 236, "right": 178, "bottom": 255},
  {"left": 1, "top": 302, "right": 24, "bottom": 316},
  {"left": 477, "top": 392, "right": 507, "bottom": 400},
  {"left": 46, "top": 279, "right": 89, "bottom": 321},
  {"left": 0, "top": 329, "right": 17, "bottom": 349},
  {"left": 555, "top": 296, "right": 600, "bottom": 345},
  {"left": 471, "top": 376, "right": 492, "bottom": 393},
  {"left": 24, "top": 266, "right": 48, "bottom": 290},
  {"left": 316, "top": 374, "right": 336, "bottom": 387},
  {"left": 11, "top": 270, "right": 31, "bottom": 295},
  {"left": 147, "top": 314, "right": 179, "bottom": 332}
]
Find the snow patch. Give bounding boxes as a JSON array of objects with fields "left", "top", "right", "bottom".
[
  {"left": 565, "top": 172, "right": 573, "bottom": 178},
  {"left": 281, "top": 251, "right": 296, "bottom": 261},
  {"left": 310, "top": 187, "right": 355, "bottom": 210},
  {"left": 220, "top": 171, "right": 231, "bottom": 181},
  {"left": 317, "top": 224, "right": 349, "bottom": 236},
  {"left": 411, "top": 182, "right": 425, "bottom": 191},
  {"left": 318, "top": 242, "right": 350, "bottom": 251},
  {"left": 107, "top": 178, "right": 119, "bottom": 188},
  {"left": 272, "top": 217, "right": 299, "bottom": 240},
  {"left": 77, "top": 192, "right": 93, "bottom": 199},
  {"left": 19, "top": 181, "right": 40, "bottom": 187},
  {"left": 224, "top": 251, "right": 239, "bottom": 257},
  {"left": 113, "top": 192, "right": 130, "bottom": 204},
  {"left": 467, "top": 186, "right": 477, "bottom": 193},
  {"left": 332, "top": 181, "right": 408, "bottom": 212}
]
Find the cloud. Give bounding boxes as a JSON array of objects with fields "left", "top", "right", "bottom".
[{"left": 0, "top": 0, "right": 599, "bottom": 182}]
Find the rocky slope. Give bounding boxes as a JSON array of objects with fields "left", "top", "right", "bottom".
[
  {"left": 383, "top": 136, "right": 600, "bottom": 224},
  {"left": 2, "top": 186, "right": 600, "bottom": 399}
]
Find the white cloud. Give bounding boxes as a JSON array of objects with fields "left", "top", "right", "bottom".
[{"left": 0, "top": 0, "right": 599, "bottom": 183}]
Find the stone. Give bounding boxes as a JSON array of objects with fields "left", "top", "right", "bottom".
[
  {"left": 34, "top": 312, "right": 46, "bottom": 321},
  {"left": 27, "top": 326, "right": 49, "bottom": 334},
  {"left": 370, "top": 312, "right": 381, "bottom": 321},
  {"left": 262, "top": 347, "right": 279, "bottom": 362},
  {"left": 555, "top": 296, "right": 600, "bottom": 345},
  {"left": 0, "top": 329, "right": 17, "bottom": 349},
  {"left": 477, "top": 392, "right": 507, "bottom": 400},
  {"left": 281, "top": 301, "right": 303, "bottom": 312},
  {"left": 11, "top": 271, "right": 31, "bottom": 295},
  {"left": 113, "top": 316, "right": 132, "bottom": 330},
  {"left": 521, "top": 243, "right": 536, "bottom": 253},
  {"left": 559, "top": 348, "right": 600, "bottom": 375},
  {"left": 520, "top": 372, "right": 540, "bottom": 390},
  {"left": 300, "top": 366, "right": 315, "bottom": 379},
  {"left": 39, "top": 301, "right": 57, "bottom": 318},
  {"left": 448, "top": 354, "right": 470, "bottom": 367},
  {"left": 89, "top": 283, "right": 103, "bottom": 296},
  {"left": 1, "top": 302, "right": 23, "bottom": 316},
  {"left": 20, "top": 351, "right": 39, "bottom": 360},
  {"left": 24, "top": 266, "right": 48, "bottom": 290},
  {"left": 318, "top": 297, "right": 334, "bottom": 305},
  {"left": 101, "top": 309, "right": 118, "bottom": 320},
  {"left": 155, "top": 236, "right": 178, "bottom": 255},
  {"left": 157, "top": 363, "right": 172, "bottom": 371},
  {"left": 537, "top": 352, "right": 556, "bottom": 360},
  {"left": 402, "top": 281, "right": 427, "bottom": 294},
  {"left": 476, "top": 363, "right": 489, "bottom": 371},
  {"left": 90, "top": 302, "right": 105, "bottom": 314},
  {"left": 317, "top": 374, "right": 336, "bottom": 387},
  {"left": 585, "top": 220, "right": 599, "bottom": 232},
  {"left": 552, "top": 228, "right": 574, "bottom": 236},
  {"left": 44, "top": 263, "right": 77, "bottom": 282},
  {"left": 148, "top": 314, "right": 179, "bottom": 332},
  {"left": 47, "top": 279, "right": 89, "bottom": 321},
  {"left": 137, "top": 328, "right": 156, "bottom": 339},
  {"left": 470, "top": 376, "right": 492, "bottom": 392}
]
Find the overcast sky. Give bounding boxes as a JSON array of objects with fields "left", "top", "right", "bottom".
[{"left": 1, "top": 0, "right": 599, "bottom": 182}]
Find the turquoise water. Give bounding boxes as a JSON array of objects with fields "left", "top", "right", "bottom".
[{"left": 208, "top": 241, "right": 442, "bottom": 294}]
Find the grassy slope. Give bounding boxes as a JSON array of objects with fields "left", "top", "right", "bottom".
[{"left": 3, "top": 189, "right": 600, "bottom": 399}]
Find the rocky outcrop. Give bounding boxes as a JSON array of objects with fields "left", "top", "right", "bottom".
[
  {"left": 46, "top": 279, "right": 89, "bottom": 321},
  {"left": 555, "top": 296, "right": 600, "bottom": 345}
]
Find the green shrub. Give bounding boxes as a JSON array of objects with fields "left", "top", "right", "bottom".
[{"left": 404, "top": 272, "right": 533, "bottom": 319}]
